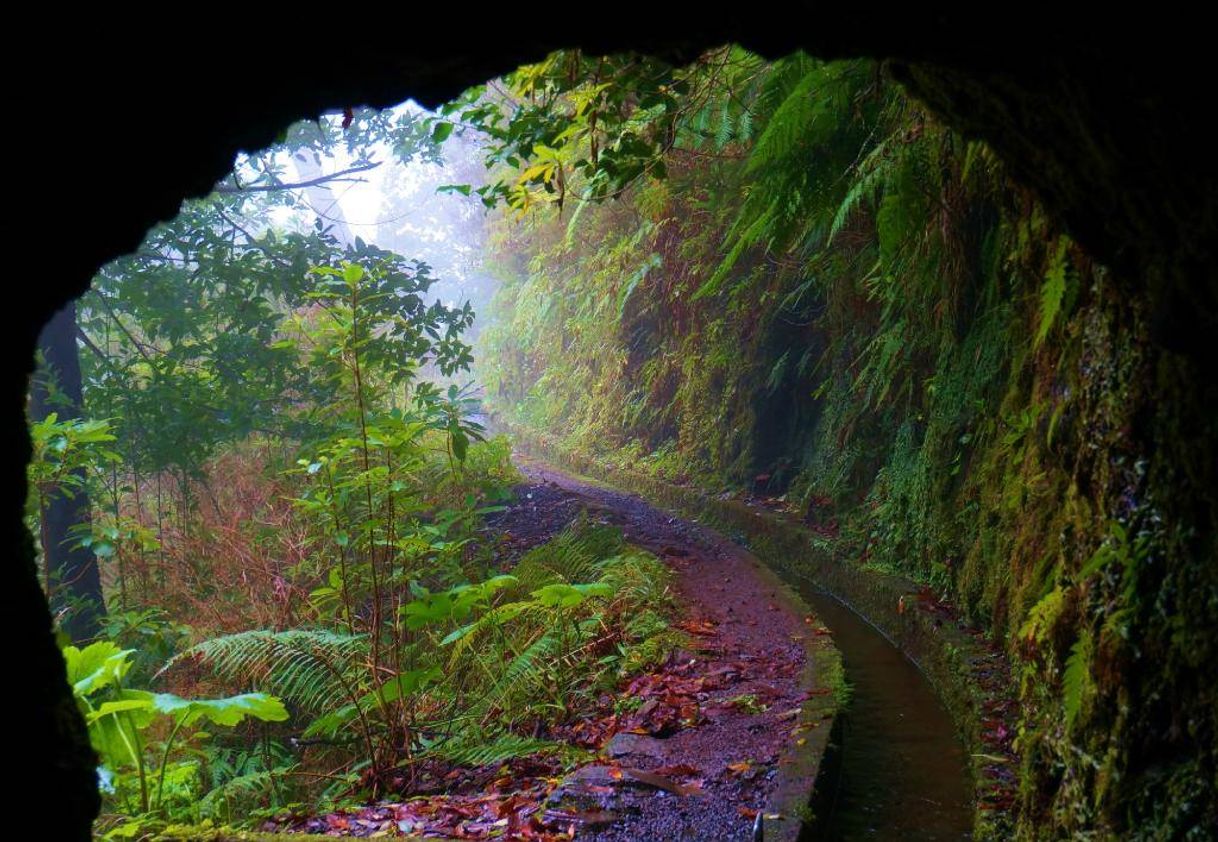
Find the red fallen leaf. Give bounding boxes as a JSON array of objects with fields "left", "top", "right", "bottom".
[
  {"left": 677, "top": 618, "right": 717, "bottom": 636},
  {"left": 620, "top": 767, "right": 705, "bottom": 796},
  {"left": 738, "top": 806, "right": 760, "bottom": 818}
]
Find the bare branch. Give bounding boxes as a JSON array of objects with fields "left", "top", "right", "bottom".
[{"left": 214, "top": 161, "right": 382, "bottom": 194}]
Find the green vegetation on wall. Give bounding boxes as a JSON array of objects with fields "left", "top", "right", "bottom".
[{"left": 477, "top": 48, "right": 1216, "bottom": 838}]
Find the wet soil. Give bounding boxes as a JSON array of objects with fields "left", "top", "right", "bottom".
[
  {"left": 495, "top": 458, "right": 819, "bottom": 842},
  {"left": 510, "top": 459, "right": 977, "bottom": 842},
  {"left": 271, "top": 456, "right": 975, "bottom": 840}
]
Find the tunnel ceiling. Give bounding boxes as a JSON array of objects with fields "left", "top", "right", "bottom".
[{"left": 30, "top": 19, "right": 1216, "bottom": 343}]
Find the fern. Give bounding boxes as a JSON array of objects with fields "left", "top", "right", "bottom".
[
  {"left": 597, "top": 551, "right": 673, "bottom": 608},
  {"left": 736, "top": 107, "right": 754, "bottom": 144},
  {"left": 715, "top": 104, "right": 735, "bottom": 150},
  {"left": 747, "top": 69, "right": 820, "bottom": 175},
  {"left": 1062, "top": 630, "right": 1092, "bottom": 728},
  {"left": 198, "top": 764, "right": 298, "bottom": 821},
  {"left": 1036, "top": 237, "right": 1071, "bottom": 347},
  {"left": 485, "top": 627, "right": 566, "bottom": 715},
  {"left": 168, "top": 629, "right": 368, "bottom": 715},
  {"left": 509, "top": 518, "right": 623, "bottom": 592},
  {"left": 828, "top": 134, "right": 896, "bottom": 243},
  {"left": 427, "top": 734, "right": 567, "bottom": 767}
]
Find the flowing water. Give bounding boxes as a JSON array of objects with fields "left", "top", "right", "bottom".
[{"left": 800, "top": 588, "right": 974, "bottom": 841}]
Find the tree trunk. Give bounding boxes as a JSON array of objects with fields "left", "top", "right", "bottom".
[{"left": 31, "top": 300, "right": 105, "bottom": 642}]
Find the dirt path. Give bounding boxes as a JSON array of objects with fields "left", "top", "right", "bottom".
[
  {"left": 494, "top": 457, "right": 828, "bottom": 842},
  {"left": 265, "top": 459, "right": 829, "bottom": 841}
]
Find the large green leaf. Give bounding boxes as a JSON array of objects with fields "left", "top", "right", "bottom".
[
  {"left": 151, "top": 692, "right": 289, "bottom": 726},
  {"left": 402, "top": 575, "right": 518, "bottom": 630},
  {"left": 63, "top": 641, "right": 134, "bottom": 698},
  {"left": 86, "top": 689, "right": 156, "bottom": 767},
  {"left": 532, "top": 582, "right": 613, "bottom": 608}
]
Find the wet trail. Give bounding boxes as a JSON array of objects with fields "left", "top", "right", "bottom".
[
  {"left": 509, "top": 460, "right": 816, "bottom": 841},
  {"left": 519, "top": 457, "right": 974, "bottom": 841}
]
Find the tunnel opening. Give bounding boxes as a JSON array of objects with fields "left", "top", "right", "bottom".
[{"left": 25, "top": 24, "right": 1218, "bottom": 842}]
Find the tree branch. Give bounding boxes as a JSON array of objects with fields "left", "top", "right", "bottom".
[{"left": 214, "top": 161, "right": 382, "bottom": 194}]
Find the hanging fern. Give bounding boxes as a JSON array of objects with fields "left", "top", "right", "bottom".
[
  {"left": 1036, "top": 237, "right": 1071, "bottom": 347},
  {"left": 1062, "top": 630, "right": 1093, "bottom": 729},
  {"left": 746, "top": 69, "right": 820, "bottom": 175},
  {"left": 828, "top": 134, "right": 896, "bottom": 243}
]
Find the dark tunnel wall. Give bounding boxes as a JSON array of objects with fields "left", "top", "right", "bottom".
[{"left": 20, "top": 16, "right": 1216, "bottom": 838}]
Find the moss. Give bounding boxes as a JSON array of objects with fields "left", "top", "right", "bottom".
[{"left": 484, "top": 57, "right": 1216, "bottom": 837}]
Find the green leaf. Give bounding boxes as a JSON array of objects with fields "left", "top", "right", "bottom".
[
  {"left": 450, "top": 428, "right": 468, "bottom": 462},
  {"left": 363, "top": 667, "right": 441, "bottom": 708},
  {"left": 1036, "top": 238, "right": 1070, "bottom": 347},
  {"left": 1062, "top": 630, "right": 1092, "bottom": 728},
  {"left": 87, "top": 697, "right": 155, "bottom": 723},
  {"left": 432, "top": 122, "right": 454, "bottom": 143},
  {"left": 88, "top": 690, "right": 157, "bottom": 767},
  {"left": 63, "top": 641, "right": 134, "bottom": 698},
  {"left": 532, "top": 582, "right": 613, "bottom": 608},
  {"left": 151, "top": 692, "right": 289, "bottom": 726},
  {"left": 302, "top": 704, "right": 358, "bottom": 739}
]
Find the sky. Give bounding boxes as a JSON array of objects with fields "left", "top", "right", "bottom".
[{"left": 259, "top": 101, "right": 497, "bottom": 320}]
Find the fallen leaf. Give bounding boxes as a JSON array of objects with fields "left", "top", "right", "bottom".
[{"left": 620, "top": 767, "right": 705, "bottom": 796}]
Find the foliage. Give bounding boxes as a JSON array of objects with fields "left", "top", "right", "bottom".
[
  {"left": 435, "top": 48, "right": 768, "bottom": 211},
  {"left": 64, "top": 639, "right": 286, "bottom": 836},
  {"left": 479, "top": 46, "right": 1216, "bottom": 839},
  {"left": 175, "top": 521, "right": 677, "bottom": 794}
]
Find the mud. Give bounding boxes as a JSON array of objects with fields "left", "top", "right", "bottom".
[{"left": 492, "top": 458, "right": 823, "bottom": 842}]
